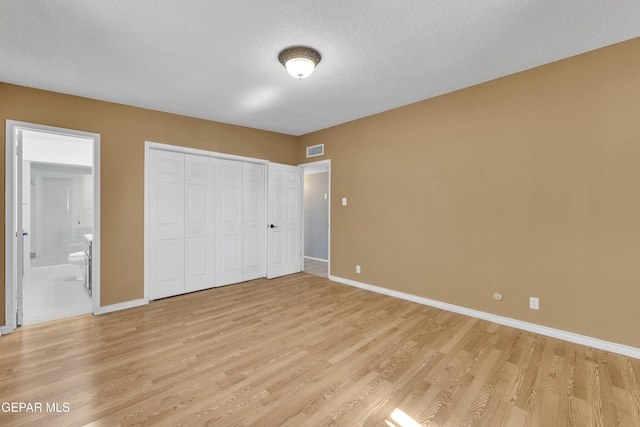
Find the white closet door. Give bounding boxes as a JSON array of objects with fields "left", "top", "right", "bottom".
[
  {"left": 267, "top": 163, "right": 302, "bottom": 278},
  {"left": 185, "top": 155, "right": 215, "bottom": 292},
  {"left": 216, "top": 159, "right": 243, "bottom": 286},
  {"left": 149, "top": 150, "right": 185, "bottom": 299},
  {"left": 242, "top": 162, "right": 266, "bottom": 281}
]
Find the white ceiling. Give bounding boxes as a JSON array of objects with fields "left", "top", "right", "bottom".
[{"left": 1, "top": 1, "right": 639, "bottom": 136}]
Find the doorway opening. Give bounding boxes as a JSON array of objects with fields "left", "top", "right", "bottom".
[
  {"left": 5, "top": 121, "right": 100, "bottom": 331},
  {"left": 300, "top": 160, "right": 330, "bottom": 278}
]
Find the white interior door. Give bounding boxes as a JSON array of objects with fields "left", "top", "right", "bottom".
[
  {"left": 216, "top": 159, "right": 242, "bottom": 286},
  {"left": 149, "top": 150, "right": 185, "bottom": 299},
  {"left": 242, "top": 162, "right": 266, "bottom": 281},
  {"left": 267, "top": 163, "right": 302, "bottom": 279},
  {"left": 185, "top": 154, "right": 215, "bottom": 292},
  {"left": 15, "top": 130, "right": 24, "bottom": 326}
]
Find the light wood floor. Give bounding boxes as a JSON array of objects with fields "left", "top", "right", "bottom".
[{"left": 1, "top": 273, "right": 639, "bottom": 426}]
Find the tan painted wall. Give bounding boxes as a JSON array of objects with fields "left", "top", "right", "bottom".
[
  {"left": 298, "top": 38, "right": 640, "bottom": 348},
  {"left": 3, "top": 38, "right": 639, "bottom": 349},
  {"left": 0, "top": 83, "right": 298, "bottom": 321}
]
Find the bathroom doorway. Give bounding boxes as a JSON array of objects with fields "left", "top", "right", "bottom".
[{"left": 5, "top": 121, "right": 100, "bottom": 330}]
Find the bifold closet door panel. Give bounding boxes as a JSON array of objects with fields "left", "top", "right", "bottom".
[
  {"left": 242, "top": 162, "right": 266, "bottom": 281},
  {"left": 216, "top": 159, "right": 243, "bottom": 286},
  {"left": 184, "top": 154, "right": 215, "bottom": 293},
  {"left": 149, "top": 150, "right": 185, "bottom": 300},
  {"left": 150, "top": 151, "right": 268, "bottom": 297}
]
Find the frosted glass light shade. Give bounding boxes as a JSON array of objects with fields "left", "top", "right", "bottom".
[
  {"left": 285, "top": 57, "right": 316, "bottom": 79},
  {"left": 278, "top": 46, "right": 321, "bottom": 80}
]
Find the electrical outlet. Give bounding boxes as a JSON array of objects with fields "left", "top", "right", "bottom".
[
  {"left": 529, "top": 297, "right": 539, "bottom": 310},
  {"left": 356, "top": 265, "right": 361, "bottom": 274}
]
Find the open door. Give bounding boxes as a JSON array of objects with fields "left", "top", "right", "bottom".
[
  {"left": 5, "top": 120, "right": 100, "bottom": 331},
  {"left": 15, "top": 129, "right": 24, "bottom": 326},
  {"left": 267, "top": 163, "right": 302, "bottom": 279}
]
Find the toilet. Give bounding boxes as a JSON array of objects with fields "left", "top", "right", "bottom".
[{"left": 68, "top": 251, "right": 88, "bottom": 283}]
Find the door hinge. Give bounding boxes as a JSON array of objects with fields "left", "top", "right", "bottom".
[{"left": 16, "top": 145, "right": 22, "bottom": 156}]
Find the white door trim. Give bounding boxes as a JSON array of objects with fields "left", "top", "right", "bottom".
[
  {"left": 4, "top": 120, "right": 101, "bottom": 333},
  {"left": 145, "top": 141, "right": 269, "bottom": 164},
  {"left": 299, "top": 159, "right": 331, "bottom": 277}
]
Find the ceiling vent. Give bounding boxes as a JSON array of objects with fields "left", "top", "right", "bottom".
[{"left": 306, "top": 144, "right": 324, "bottom": 158}]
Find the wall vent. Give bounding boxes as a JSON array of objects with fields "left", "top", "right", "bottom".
[{"left": 306, "top": 144, "right": 324, "bottom": 158}]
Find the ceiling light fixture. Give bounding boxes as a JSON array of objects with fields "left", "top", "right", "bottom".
[{"left": 278, "top": 46, "right": 321, "bottom": 80}]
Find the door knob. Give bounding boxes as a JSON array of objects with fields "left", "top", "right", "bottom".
[{"left": 269, "top": 224, "right": 278, "bottom": 228}]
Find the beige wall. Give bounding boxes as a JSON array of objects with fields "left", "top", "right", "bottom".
[
  {"left": 299, "top": 38, "right": 640, "bottom": 348},
  {"left": 3, "top": 38, "right": 639, "bottom": 349},
  {"left": 0, "top": 83, "right": 298, "bottom": 321}
]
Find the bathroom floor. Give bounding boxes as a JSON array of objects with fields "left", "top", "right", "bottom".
[
  {"left": 22, "top": 264, "right": 92, "bottom": 325},
  {"left": 303, "top": 258, "right": 328, "bottom": 278}
]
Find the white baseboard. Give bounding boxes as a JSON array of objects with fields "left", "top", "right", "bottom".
[
  {"left": 94, "top": 298, "right": 148, "bottom": 315},
  {"left": 329, "top": 275, "right": 640, "bottom": 359},
  {"left": 304, "top": 256, "right": 328, "bottom": 262},
  {"left": 0, "top": 298, "right": 147, "bottom": 334}
]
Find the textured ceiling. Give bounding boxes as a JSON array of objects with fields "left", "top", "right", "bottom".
[{"left": 1, "top": 1, "right": 639, "bottom": 136}]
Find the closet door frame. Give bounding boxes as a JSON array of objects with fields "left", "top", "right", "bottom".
[{"left": 144, "top": 141, "right": 270, "bottom": 301}]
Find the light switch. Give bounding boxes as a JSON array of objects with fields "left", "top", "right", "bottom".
[
  {"left": 342, "top": 197, "right": 347, "bottom": 206},
  {"left": 324, "top": 193, "right": 328, "bottom": 200}
]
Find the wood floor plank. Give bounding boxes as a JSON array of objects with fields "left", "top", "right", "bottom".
[{"left": 1, "top": 273, "right": 639, "bottom": 426}]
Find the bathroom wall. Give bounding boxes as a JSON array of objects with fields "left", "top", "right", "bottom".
[
  {"left": 304, "top": 172, "right": 329, "bottom": 260},
  {"left": 28, "top": 163, "right": 92, "bottom": 267},
  {"left": 22, "top": 129, "right": 93, "bottom": 167},
  {"left": 22, "top": 131, "right": 93, "bottom": 270}
]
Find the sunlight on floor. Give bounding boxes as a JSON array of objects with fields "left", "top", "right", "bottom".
[{"left": 385, "top": 408, "right": 423, "bottom": 427}]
